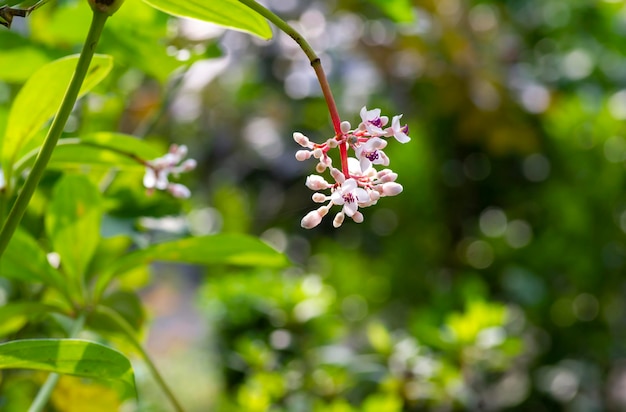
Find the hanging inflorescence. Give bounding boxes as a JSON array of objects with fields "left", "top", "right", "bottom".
[{"left": 295, "top": 107, "right": 410, "bottom": 229}]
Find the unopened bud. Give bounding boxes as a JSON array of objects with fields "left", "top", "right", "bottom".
[
  {"left": 89, "top": 0, "right": 125, "bottom": 15},
  {"left": 352, "top": 211, "right": 364, "bottom": 223},
  {"left": 333, "top": 212, "right": 345, "bottom": 228},
  {"left": 330, "top": 168, "right": 345, "bottom": 184},
  {"left": 378, "top": 170, "right": 398, "bottom": 182},
  {"left": 382, "top": 182, "right": 403, "bottom": 196},
  {"left": 312, "top": 193, "right": 327, "bottom": 203},
  {"left": 312, "top": 148, "right": 323, "bottom": 159},
  {"left": 305, "top": 175, "right": 330, "bottom": 190},
  {"left": 295, "top": 150, "right": 311, "bottom": 161},
  {"left": 293, "top": 132, "right": 310, "bottom": 147},
  {"left": 340, "top": 121, "right": 352, "bottom": 134},
  {"left": 301, "top": 210, "right": 323, "bottom": 229},
  {"left": 167, "top": 183, "right": 191, "bottom": 199},
  {"left": 180, "top": 159, "right": 197, "bottom": 171}
]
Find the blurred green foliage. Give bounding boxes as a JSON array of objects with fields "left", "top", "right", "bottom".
[{"left": 1, "top": 0, "right": 626, "bottom": 411}]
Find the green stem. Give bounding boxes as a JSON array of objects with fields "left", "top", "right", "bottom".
[
  {"left": 28, "top": 313, "right": 87, "bottom": 412},
  {"left": 237, "top": 0, "right": 350, "bottom": 176},
  {"left": 0, "top": 9, "right": 109, "bottom": 258},
  {"left": 96, "top": 305, "right": 185, "bottom": 412}
]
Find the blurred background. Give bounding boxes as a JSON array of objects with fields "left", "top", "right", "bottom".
[{"left": 2, "top": 0, "right": 626, "bottom": 410}]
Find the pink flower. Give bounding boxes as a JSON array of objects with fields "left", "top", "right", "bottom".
[
  {"left": 330, "top": 178, "right": 369, "bottom": 217},
  {"left": 386, "top": 115, "right": 410, "bottom": 143},
  {"left": 359, "top": 106, "right": 388, "bottom": 136},
  {"left": 143, "top": 144, "right": 196, "bottom": 198},
  {"left": 355, "top": 137, "right": 389, "bottom": 171}
]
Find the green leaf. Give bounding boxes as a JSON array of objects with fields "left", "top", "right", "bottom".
[
  {"left": 16, "top": 133, "right": 162, "bottom": 173},
  {"left": 0, "top": 229, "right": 65, "bottom": 291},
  {"left": 365, "top": 0, "right": 415, "bottom": 23},
  {"left": 0, "top": 303, "right": 63, "bottom": 337},
  {"left": 46, "top": 174, "right": 103, "bottom": 287},
  {"left": 0, "top": 338, "right": 136, "bottom": 395},
  {"left": 95, "top": 234, "right": 288, "bottom": 297},
  {"left": 3, "top": 54, "right": 113, "bottom": 169},
  {"left": 114, "top": 233, "right": 287, "bottom": 271},
  {"left": 141, "top": 0, "right": 272, "bottom": 40}
]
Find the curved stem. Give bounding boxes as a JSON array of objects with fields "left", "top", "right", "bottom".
[
  {"left": 28, "top": 313, "right": 87, "bottom": 412},
  {"left": 95, "top": 305, "right": 185, "bottom": 412},
  {"left": 0, "top": 9, "right": 109, "bottom": 258},
  {"left": 237, "top": 0, "right": 350, "bottom": 176}
]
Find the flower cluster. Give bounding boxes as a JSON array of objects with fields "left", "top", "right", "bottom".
[
  {"left": 295, "top": 107, "right": 410, "bottom": 229},
  {"left": 143, "top": 144, "right": 196, "bottom": 198}
]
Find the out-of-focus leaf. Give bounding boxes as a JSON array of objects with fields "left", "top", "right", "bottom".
[
  {"left": 46, "top": 174, "right": 102, "bottom": 289},
  {"left": 3, "top": 54, "right": 113, "bottom": 170},
  {"left": 51, "top": 375, "right": 122, "bottom": 412},
  {"left": 94, "top": 234, "right": 288, "bottom": 297},
  {"left": 99, "top": 291, "right": 146, "bottom": 332},
  {"left": 367, "top": 322, "right": 392, "bottom": 354},
  {"left": 0, "top": 47, "right": 51, "bottom": 82},
  {"left": 0, "top": 229, "right": 65, "bottom": 291},
  {"left": 141, "top": 0, "right": 272, "bottom": 40},
  {"left": 0, "top": 339, "right": 136, "bottom": 396},
  {"left": 365, "top": 0, "right": 415, "bottom": 23},
  {"left": 0, "top": 303, "right": 63, "bottom": 337},
  {"left": 16, "top": 133, "right": 161, "bottom": 173}
]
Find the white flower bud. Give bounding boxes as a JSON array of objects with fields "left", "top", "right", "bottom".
[
  {"left": 340, "top": 121, "right": 352, "bottom": 134},
  {"left": 352, "top": 211, "right": 364, "bottom": 223},
  {"left": 333, "top": 212, "right": 345, "bottom": 228},
  {"left": 369, "top": 191, "right": 381, "bottom": 202},
  {"left": 167, "top": 183, "right": 191, "bottom": 199},
  {"left": 327, "top": 138, "right": 338, "bottom": 148},
  {"left": 313, "top": 148, "right": 323, "bottom": 159},
  {"left": 312, "top": 193, "right": 327, "bottom": 203},
  {"left": 293, "top": 132, "right": 310, "bottom": 147},
  {"left": 301, "top": 210, "right": 323, "bottom": 229},
  {"left": 295, "top": 150, "right": 311, "bottom": 161},
  {"left": 175, "top": 144, "right": 188, "bottom": 159},
  {"left": 382, "top": 182, "right": 403, "bottom": 196},
  {"left": 317, "top": 205, "right": 330, "bottom": 217},
  {"left": 330, "top": 168, "right": 345, "bottom": 184},
  {"left": 378, "top": 170, "right": 398, "bottom": 182},
  {"left": 177, "top": 158, "right": 197, "bottom": 172},
  {"left": 316, "top": 163, "right": 327, "bottom": 173},
  {"left": 305, "top": 175, "right": 330, "bottom": 190}
]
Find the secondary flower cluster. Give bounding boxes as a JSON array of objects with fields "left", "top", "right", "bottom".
[
  {"left": 143, "top": 144, "right": 196, "bottom": 198},
  {"left": 295, "top": 107, "right": 410, "bottom": 229}
]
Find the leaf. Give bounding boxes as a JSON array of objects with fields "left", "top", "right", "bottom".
[
  {"left": 0, "top": 339, "right": 136, "bottom": 396},
  {"left": 365, "top": 0, "right": 415, "bottom": 23},
  {"left": 114, "top": 233, "right": 288, "bottom": 271},
  {"left": 46, "top": 174, "right": 102, "bottom": 287},
  {"left": 16, "top": 133, "right": 162, "bottom": 173},
  {"left": 141, "top": 0, "right": 272, "bottom": 40},
  {"left": 0, "top": 229, "right": 66, "bottom": 291},
  {"left": 3, "top": 54, "right": 113, "bottom": 169},
  {"left": 0, "top": 303, "right": 63, "bottom": 337},
  {"left": 94, "top": 234, "right": 288, "bottom": 297}
]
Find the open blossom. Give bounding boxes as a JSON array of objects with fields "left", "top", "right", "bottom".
[
  {"left": 295, "top": 106, "right": 410, "bottom": 228},
  {"left": 143, "top": 144, "right": 196, "bottom": 198}
]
